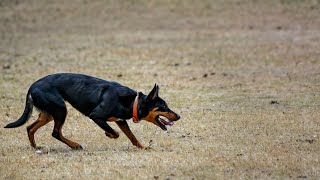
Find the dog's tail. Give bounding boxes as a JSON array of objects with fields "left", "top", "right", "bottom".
[{"left": 4, "top": 90, "right": 33, "bottom": 128}]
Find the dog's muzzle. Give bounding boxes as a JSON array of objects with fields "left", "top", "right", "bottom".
[{"left": 156, "top": 112, "right": 180, "bottom": 131}]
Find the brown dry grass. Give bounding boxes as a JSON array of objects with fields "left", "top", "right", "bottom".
[{"left": 1, "top": 0, "right": 320, "bottom": 179}]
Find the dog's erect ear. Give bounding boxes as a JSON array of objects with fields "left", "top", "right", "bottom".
[{"left": 146, "top": 84, "right": 159, "bottom": 101}]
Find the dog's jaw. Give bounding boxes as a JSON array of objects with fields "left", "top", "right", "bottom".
[{"left": 155, "top": 115, "right": 174, "bottom": 131}]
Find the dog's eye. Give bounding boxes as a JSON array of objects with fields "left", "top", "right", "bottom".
[{"left": 157, "top": 105, "right": 167, "bottom": 111}]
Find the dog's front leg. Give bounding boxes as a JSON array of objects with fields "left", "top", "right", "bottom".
[
  {"left": 89, "top": 98, "right": 120, "bottom": 139},
  {"left": 116, "top": 120, "right": 145, "bottom": 149},
  {"left": 91, "top": 118, "right": 119, "bottom": 139}
]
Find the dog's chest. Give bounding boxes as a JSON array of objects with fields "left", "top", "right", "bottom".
[{"left": 107, "top": 117, "right": 121, "bottom": 122}]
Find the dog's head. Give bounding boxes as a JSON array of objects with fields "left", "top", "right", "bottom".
[{"left": 139, "top": 84, "right": 180, "bottom": 131}]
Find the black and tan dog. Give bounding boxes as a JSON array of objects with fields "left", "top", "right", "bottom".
[{"left": 4, "top": 73, "right": 180, "bottom": 149}]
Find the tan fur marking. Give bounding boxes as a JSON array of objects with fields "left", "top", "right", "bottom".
[
  {"left": 107, "top": 117, "right": 120, "bottom": 122},
  {"left": 116, "top": 121, "right": 144, "bottom": 148},
  {"left": 55, "top": 123, "right": 82, "bottom": 149},
  {"left": 27, "top": 112, "right": 53, "bottom": 148},
  {"left": 142, "top": 108, "right": 178, "bottom": 127}
]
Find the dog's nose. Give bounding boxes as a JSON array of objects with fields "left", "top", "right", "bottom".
[{"left": 176, "top": 114, "right": 180, "bottom": 120}]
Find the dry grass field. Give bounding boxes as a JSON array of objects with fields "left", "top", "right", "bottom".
[{"left": 1, "top": 0, "right": 320, "bottom": 179}]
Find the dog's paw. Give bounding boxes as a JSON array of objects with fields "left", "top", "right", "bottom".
[
  {"left": 137, "top": 145, "right": 153, "bottom": 151},
  {"left": 105, "top": 131, "right": 119, "bottom": 139},
  {"left": 133, "top": 142, "right": 152, "bottom": 150},
  {"left": 71, "top": 144, "right": 83, "bottom": 150}
]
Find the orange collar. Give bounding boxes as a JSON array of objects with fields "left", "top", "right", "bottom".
[{"left": 132, "top": 94, "right": 139, "bottom": 123}]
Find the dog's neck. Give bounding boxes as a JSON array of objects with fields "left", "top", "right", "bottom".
[{"left": 132, "top": 93, "right": 140, "bottom": 123}]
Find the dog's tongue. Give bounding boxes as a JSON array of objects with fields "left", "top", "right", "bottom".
[{"left": 160, "top": 117, "right": 174, "bottom": 126}]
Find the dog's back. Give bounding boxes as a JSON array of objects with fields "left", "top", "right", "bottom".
[{"left": 30, "top": 73, "right": 136, "bottom": 116}]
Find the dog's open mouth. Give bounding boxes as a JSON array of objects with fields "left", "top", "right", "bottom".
[{"left": 156, "top": 115, "right": 174, "bottom": 131}]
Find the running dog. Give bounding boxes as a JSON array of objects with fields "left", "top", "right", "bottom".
[{"left": 4, "top": 73, "right": 180, "bottom": 149}]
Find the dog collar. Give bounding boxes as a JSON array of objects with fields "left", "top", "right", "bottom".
[{"left": 132, "top": 93, "right": 140, "bottom": 123}]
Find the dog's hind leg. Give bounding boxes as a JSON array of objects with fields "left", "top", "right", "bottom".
[
  {"left": 51, "top": 106, "right": 83, "bottom": 150},
  {"left": 26, "top": 112, "right": 53, "bottom": 149},
  {"left": 116, "top": 120, "right": 144, "bottom": 148},
  {"left": 31, "top": 89, "right": 82, "bottom": 149}
]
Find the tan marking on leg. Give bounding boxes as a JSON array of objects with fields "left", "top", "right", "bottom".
[
  {"left": 27, "top": 112, "right": 53, "bottom": 148},
  {"left": 116, "top": 121, "right": 144, "bottom": 148},
  {"left": 59, "top": 136, "right": 82, "bottom": 149},
  {"left": 105, "top": 131, "right": 119, "bottom": 138},
  {"left": 55, "top": 127, "right": 82, "bottom": 149}
]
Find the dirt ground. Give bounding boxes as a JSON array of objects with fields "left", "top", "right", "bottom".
[{"left": 0, "top": 0, "right": 319, "bottom": 179}]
